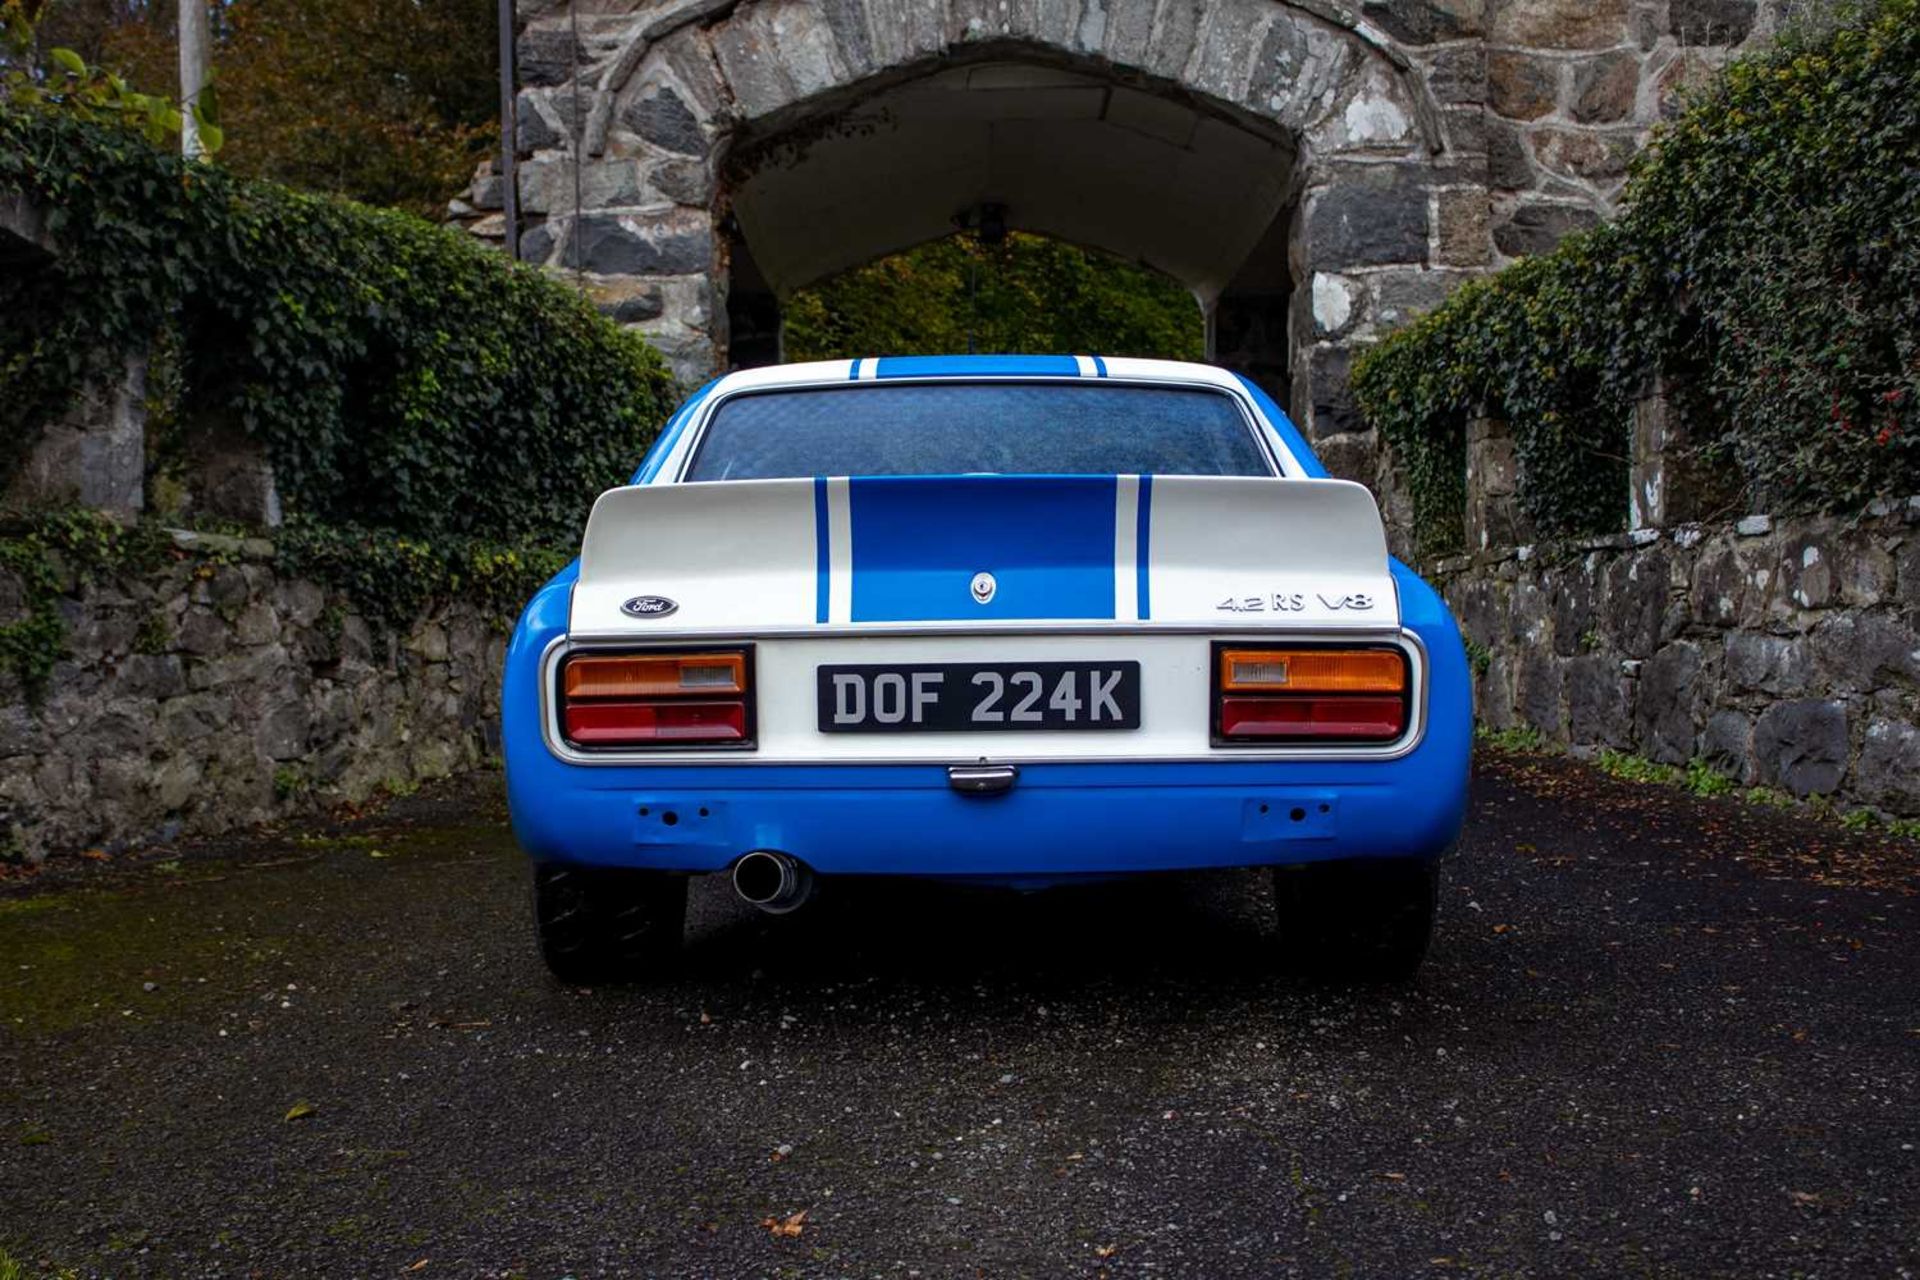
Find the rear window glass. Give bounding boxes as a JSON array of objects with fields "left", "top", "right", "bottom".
[{"left": 684, "top": 382, "right": 1273, "bottom": 480}]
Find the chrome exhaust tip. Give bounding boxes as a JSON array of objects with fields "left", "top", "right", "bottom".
[{"left": 731, "top": 850, "right": 814, "bottom": 914}]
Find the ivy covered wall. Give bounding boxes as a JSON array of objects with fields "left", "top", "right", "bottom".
[{"left": 1354, "top": 0, "right": 1919, "bottom": 556}]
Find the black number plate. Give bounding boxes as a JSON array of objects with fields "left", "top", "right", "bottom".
[{"left": 817, "top": 662, "right": 1142, "bottom": 733}]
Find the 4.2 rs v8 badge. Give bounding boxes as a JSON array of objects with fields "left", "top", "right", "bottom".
[{"left": 1216, "top": 591, "right": 1375, "bottom": 613}]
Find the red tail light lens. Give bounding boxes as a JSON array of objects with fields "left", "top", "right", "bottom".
[
  {"left": 1214, "top": 644, "right": 1409, "bottom": 745},
  {"left": 563, "top": 700, "right": 748, "bottom": 744},
  {"left": 561, "top": 649, "right": 753, "bottom": 748},
  {"left": 1219, "top": 696, "right": 1405, "bottom": 740}
]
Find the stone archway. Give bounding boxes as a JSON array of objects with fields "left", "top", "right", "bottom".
[
  {"left": 720, "top": 53, "right": 1294, "bottom": 374},
  {"left": 497, "top": 0, "right": 1496, "bottom": 480}
]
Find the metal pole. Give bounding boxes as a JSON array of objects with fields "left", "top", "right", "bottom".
[
  {"left": 497, "top": 0, "right": 520, "bottom": 259},
  {"left": 178, "top": 0, "right": 210, "bottom": 160}
]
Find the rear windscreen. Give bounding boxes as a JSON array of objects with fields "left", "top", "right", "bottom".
[{"left": 684, "top": 382, "right": 1274, "bottom": 480}]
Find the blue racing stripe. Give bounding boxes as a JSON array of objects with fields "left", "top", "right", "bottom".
[
  {"left": 813, "top": 477, "right": 830, "bottom": 624},
  {"left": 847, "top": 476, "right": 1117, "bottom": 622},
  {"left": 1136, "top": 474, "right": 1153, "bottom": 621},
  {"left": 849, "top": 357, "right": 863, "bottom": 380},
  {"left": 1092, "top": 355, "right": 1109, "bottom": 377},
  {"left": 873, "top": 354, "right": 1083, "bottom": 379}
]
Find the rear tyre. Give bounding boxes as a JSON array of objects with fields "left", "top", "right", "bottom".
[
  {"left": 533, "top": 864, "right": 688, "bottom": 985},
  {"left": 1270, "top": 858, "right": 1436, "bottom": 981}
]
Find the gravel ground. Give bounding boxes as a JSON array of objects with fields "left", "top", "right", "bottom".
[{"left": 1, "top": 755, "right": 1916, "bottom": 1279}]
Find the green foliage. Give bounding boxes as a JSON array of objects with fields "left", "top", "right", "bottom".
[
  {"left": 1598, "top": 749, "right": 1733, "bottom": 798},
  {"left": 0, "top": 1243, "right": 72, "bottom": 1280},
  {"left": 1, "top": 11, "right": 217, "bottom": 154},
  {"left": 1684, "top": 757, "right": 1734, "bottom": 797},
  {"left": 1354, "top": 1, "right": 1920, "bottom": 554},
  {"left": 1461, "top": 637, "right": 1492, "bottom": 678},
  {"left": 1476, "top": 724, "right": 1548, "bottom": 753},
  {"left": 0, "top": 509, "right": 171, "bottom": 694},
  {"left": 783, "top": 232, "right": 1205, "bottom": 362},
  {"left": 131, "top": 609, "right": 170, "bottom": 655},
  {"left": 1596, "top": 748, "right": 1682, "bottom": 785},
  {"left": 274, "top": 521, "right": 573, "bottom": 629},
  {"left": 1840, "top": 807, "right": 1877, "bottom": 831},
  {"left": 22, "top": 0, "right": 496, "bottom": 216},
  {"left": 0, "top": 105, "right": 675, "bottom": 543}
]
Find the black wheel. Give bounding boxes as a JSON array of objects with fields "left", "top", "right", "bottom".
[
  {"left": 1270, "top": 858, "right": 1436, "bottom": 981},
  {"left": 533, "top": 864, "right": 688, "bottom": 985}
]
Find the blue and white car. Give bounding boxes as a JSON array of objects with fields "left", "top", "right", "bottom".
[{"left": 504, "top": 355, "right": 1471, "bottom": 981}]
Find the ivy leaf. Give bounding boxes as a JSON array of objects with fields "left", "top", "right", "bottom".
[{"left": 49, "top": 47, "right": 86, "bottom": 78}]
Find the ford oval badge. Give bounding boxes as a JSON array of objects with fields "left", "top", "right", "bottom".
[{"left": 621, "top": 595, "right": 678, "bottom": 619}]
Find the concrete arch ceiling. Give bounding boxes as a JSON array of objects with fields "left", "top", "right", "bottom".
[{"left": 727, "top": 57, "right": 1298, "bottom": 303}]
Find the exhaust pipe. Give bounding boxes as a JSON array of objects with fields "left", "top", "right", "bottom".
[{"left": 731, "top": 850, "right": 814, "bottom": 914}]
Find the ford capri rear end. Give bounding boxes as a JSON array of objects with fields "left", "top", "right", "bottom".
[{"left": 503, "top": 356, "right": 1472, "bottom": 982}]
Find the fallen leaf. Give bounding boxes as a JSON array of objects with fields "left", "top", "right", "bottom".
[
  {"left": 1787, "top": 1190, "right": 1822, "bottom": 1207},
  {"left": 1492, "top": 923, "right": 1513, "bottom": 934},
  {"left": 80, "top": 848, "right": 110, "bottom": 862},
  {"left": 402, "top": 1260, "right": 429, "bottom": 1273},
  {"left": 1093, "top": 1244, "right": 1117, "bottom": 1259},
  {"left": 761, "top": 1209, "right": 807, "bottom": 1239},
  {"left": 284, "top": 1101, "right": 316, "bottom": 1122},
  {"left": 1378, "top": 1171, "right": 1406, "bottom": 1181}
]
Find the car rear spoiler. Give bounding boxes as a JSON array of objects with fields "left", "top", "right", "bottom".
[{"left": 569, "top": 474, "right": 1398, "bottom": 637}]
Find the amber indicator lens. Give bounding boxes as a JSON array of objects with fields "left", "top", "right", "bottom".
[
  {"left": 564, "top": 652, "right": 745, "bottom": 699},
  {"left": 1220, "top": 648, "right": 1405, "bottom": 693}
]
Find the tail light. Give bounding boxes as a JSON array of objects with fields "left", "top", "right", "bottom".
[
  {"left": 1213, "top": 644, "right": 1409, "bottom": 744},
  {"left": 560, "top": 649, "right": 753, "bottom": 748}
]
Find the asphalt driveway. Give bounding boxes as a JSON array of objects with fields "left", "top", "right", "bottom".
[{"left": 2, "top": 754, "right": 1916, "bottom": 1278}]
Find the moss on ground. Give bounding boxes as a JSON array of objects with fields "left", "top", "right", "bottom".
[{"left": 0, "top": 817, "right": 510, "bottom": 1036}]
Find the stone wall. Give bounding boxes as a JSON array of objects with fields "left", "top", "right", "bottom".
[
  {"left": 1439, "top": 499, "right": 1920, "bottom": 814},
  {"left": 0, "top": 530, "right": 506, "bottom": 862},
  {"left": 1478, "top": 0, "right": 1779, "bottom": 259}
]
